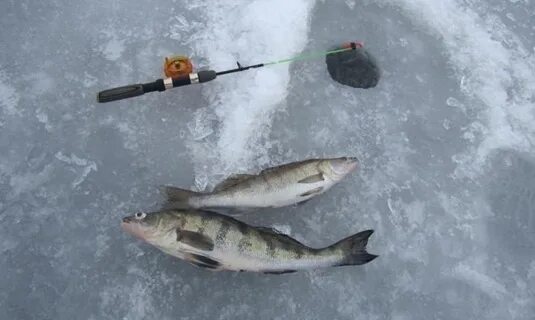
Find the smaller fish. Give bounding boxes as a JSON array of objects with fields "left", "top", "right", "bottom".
[
  {"left": 162, "top": 157, "right": 358, "bottom": 212},
  {"left": 121, "top": 209, "right": 378, "bottom": 273}
]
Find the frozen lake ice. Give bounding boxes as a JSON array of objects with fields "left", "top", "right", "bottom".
[{"left": 1, "top": 0, "right": 534, "bottom": 319}]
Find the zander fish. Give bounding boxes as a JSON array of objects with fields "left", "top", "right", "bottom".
[
  {"left": 122, "top": 209, "right": 377, "bottom": 274},
  {"left": 163, "top": 157, "right": 358, "bottom": 212}
]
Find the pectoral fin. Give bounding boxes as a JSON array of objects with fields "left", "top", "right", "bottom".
[
  {"left": 299, "top": 187, "right": 324, "bottom": 197},
  {"left": 176, "top": 229, "right": 214, "bottom": 251},
  {"left": 298, "top": 173, "right": 324, "bottom": 184}
]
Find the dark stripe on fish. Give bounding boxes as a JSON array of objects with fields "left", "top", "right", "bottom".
[
  {"left": 171, "top": 211, "right": 187, "bottom": 228},
  {"left": 259, "top": 232, "right": 277, "bottom": 257},
  {"left": 197, "top": 215, "right": 211, "bottom": 233},
  {"left": 236, "top": 220, "right": 250, "bottom": 235},
  {"left": 215, "top": 221, "right": 231, "bottom": 244},
  {"left": 256, "top": 227, "right": 308, "bottom": 258},
  {"left": 238, "top": 238, "right": 253, "bottom": 252},
  {"left": 256, "top": 227, "right": 306, "bottom": 246},
  {"left": 294, "top": 247, "right": 305, "bottom": 259},
  {"left": 273, "top": 237, "right": 305, "bottom": 258}
]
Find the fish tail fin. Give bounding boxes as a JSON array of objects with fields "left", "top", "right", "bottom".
[
  {"left": 327, "top": 229, "right": 378, "bottom": 266},
  {"left": 160, "top": 185, "right": 201, "bottom": 209}
]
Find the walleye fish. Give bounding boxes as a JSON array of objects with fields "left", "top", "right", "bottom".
[
  {"left": 163, "top": 157, "right": 358, "bottom": 211},
  {"left": 121, "top": 209, "right": 377, "bottom": 273}
]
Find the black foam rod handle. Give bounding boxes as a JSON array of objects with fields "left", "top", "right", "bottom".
[
  {"left": 198, "top": 70, "right": 217, "bottom": 83},
  {"left": 97, "top": 84, "right": 145, "bottom": 103}
]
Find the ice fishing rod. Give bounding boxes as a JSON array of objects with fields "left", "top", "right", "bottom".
[{"left": 96, "top": 42, "right": 362, "bottom": 103}]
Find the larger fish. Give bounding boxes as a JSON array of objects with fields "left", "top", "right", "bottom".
[
  {"left": 163, "top": 157, "right": 358, "bottom": 211},
  {"left": 121, "top": 209, "right": 377, "bottom": 273}
]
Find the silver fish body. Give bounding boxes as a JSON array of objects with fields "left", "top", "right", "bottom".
[
  {"left": 163, "top": 157, "right": 358, "bottom": 211},
  {"left": 122, "top": 209, "right": 377, "bottom": 273}
]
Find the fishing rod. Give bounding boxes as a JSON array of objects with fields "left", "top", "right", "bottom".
[{"left": 96, "top": 42, "right": 362, "bottom": 103}]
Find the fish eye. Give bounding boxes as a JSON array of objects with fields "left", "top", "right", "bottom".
[{"left": 135, "top": 212, "right": 146, "bottom": 220}]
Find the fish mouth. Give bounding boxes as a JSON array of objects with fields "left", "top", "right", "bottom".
[
  {"left": 330, "top": 157, "right": 359, "bottom": 175},
  {"left": 121, "top": 217, "right": 146, "bottom": 240}
]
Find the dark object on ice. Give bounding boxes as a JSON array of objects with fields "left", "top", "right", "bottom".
[{"left": 326, "top": 43, "right": 380, "bottom": 89}]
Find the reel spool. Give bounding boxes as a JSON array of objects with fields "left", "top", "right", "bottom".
[{"left": 164, "top": 55, "right": 194, "bottom": 78}]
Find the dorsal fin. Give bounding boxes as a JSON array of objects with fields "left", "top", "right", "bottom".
[
  {"left": 259, "top": 159, "right": 320, "bottom": 175},
  {"left": 213, "top": 174, "right": 255, "bottom": 192},
  {"left": 259, "top": 163, "right": 295, "bottom": 175}
]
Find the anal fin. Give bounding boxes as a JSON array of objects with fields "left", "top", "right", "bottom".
[
  {"left": 185, "top": 253, "right": 222, "bottom": 270},
  {"left": 264, "top": 270, "right": 297, "bottom": 275}
]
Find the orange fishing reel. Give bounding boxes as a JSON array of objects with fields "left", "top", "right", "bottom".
[{"left": 163, "top": 55, "right": 194, "bottom": 78}]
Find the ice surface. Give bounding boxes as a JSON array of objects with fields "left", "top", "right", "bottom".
[
  {"left": 187, "top": 1, "right": 315, "bottom": 181},
  {"left": 1, "top": 0, "right": 534, "bottom": 319}
]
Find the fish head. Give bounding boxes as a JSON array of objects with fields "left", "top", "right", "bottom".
[
  {"left": 321, "top": 157, "right": 359, "bottom": 180},
  {"left": 121, "top": 211, "right": 183, "bottom": 246}
]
